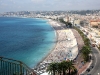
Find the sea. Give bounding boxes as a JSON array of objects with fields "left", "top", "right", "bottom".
[{"left": 0, "top": 17, "right": 56, "bottom": 68}]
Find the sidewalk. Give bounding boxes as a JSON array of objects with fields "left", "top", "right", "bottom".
[
  {"left": 72, "top": 29, "right": 90, "bottom": 75},
  {"left": 74, "top": 53, "right": 90, "bottom": 75}
]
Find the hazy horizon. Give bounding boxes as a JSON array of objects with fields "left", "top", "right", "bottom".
[{"left": 0, "top": 0, "right": 100, "bottom": 13}]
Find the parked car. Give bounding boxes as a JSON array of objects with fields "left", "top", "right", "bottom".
[{"left": 86, "top": 68, "right": 90, "bottom": 72}]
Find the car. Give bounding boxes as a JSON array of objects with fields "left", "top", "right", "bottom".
[
  {"left": 90, "top": 65, "right": 94, "bottom": 68},
  {"left": 86, "top": 68, "right": 90, "bottom": 72}
]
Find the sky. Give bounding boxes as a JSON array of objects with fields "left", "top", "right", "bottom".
[{"left": 0, "top": 0, "right": 100, "bottom": 13}]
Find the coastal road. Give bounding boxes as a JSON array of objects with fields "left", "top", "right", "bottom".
[
  {"left": 90, "top": 46, "right": 100, "bottom": 75},
  {"left": 83, "top": 46, "right": 100, "bottom": 75},
  {"left": 79, "top": 27, "right": 100, "bottom": 75}
]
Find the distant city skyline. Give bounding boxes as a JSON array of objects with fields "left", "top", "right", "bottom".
[{"left": 0, "top": 0, "right": 100, "bottom": 13}]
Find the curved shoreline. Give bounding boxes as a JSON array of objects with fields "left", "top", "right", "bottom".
[
  {"left": 34, "top": 19, "right": 79, "bottom": 74},
  {"left": 33, "top": 19, "right": 58, "bottom": 68},
  {"left": 44, "top": 19, "right": 78, "bottom": 62},
  {"left": 0, "top": 17, "right": 56, "bottom": 68}
]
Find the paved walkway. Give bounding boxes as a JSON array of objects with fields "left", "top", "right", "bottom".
[{"left": 72, "top": 29, "right": 90, "bottom": 75}]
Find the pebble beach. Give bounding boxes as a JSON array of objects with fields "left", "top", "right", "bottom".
[{"left": 34, "top": 19, "right": 79, "bottom": 75}]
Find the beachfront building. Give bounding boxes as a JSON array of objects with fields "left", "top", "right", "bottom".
[
  {"left": 63, "top": 16, "right": 76, "bottom": 27},
  {"left": 74, "top": 19, "right": 81, "bottom": 26},
  {"left": 90, "top": 20, "right": 100, "bottom": 28},
  {"left": 63, "top": 16, "right": 74, "bottom": 22}
]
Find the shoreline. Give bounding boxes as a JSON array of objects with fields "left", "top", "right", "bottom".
[
  {"left": 33, "top": 19, "right": 58, "bottom": 68},
  {"left": 34, "top": 19, "right": 79, "bottom": 74}
]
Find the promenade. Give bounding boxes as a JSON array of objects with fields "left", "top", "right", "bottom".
[{"left": 34, "top": 20, "right": 79, "bottom": 75}]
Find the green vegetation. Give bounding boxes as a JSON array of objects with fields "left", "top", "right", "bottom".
[
  {"left": 59, "top": 19, "right": 72, "bottom": 28},
  {"left": 59, "top": 18, "right": 67, "bottom": 24},
  {"left": 74, "top": 27, "right": 90, "bottom": 46},
  {"left": 47, "top": 61, "right": 77, "bottom": 75},
  {"left": 81, "top": 46, "right": 91, "bottom": 61},
  {"left": 74, "top": 27, "right": 91, "bottom": 62}
]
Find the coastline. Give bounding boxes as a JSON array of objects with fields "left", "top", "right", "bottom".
[
  {"left": 34, "top": 19, "right": 79, "bottom": 74},
  {"left": 33, "top": 19, "right": 58, "bottom": 68},
  {"left": 0, "top": 17, "right": 56, "bottom": 68},
  {"left": 0, "top": 17, "right": 79, "bottom": 75}
]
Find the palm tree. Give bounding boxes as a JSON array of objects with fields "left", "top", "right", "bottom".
[
  {"left": 67, "top": 60, "right": 77, "bottom": 75},
  {"left": 56, "top": 62, "right": 62, "bottom": 75},
  {"left": 81, "top": 46, "right": 91, "bottom": 61},
  {"left": 84, "top": 38, "right": 90, "bottom": 46},
  {"left": 47, "top": 61, "right": 77, "bottom": 75},
  {"left": 46, "top": 62, "right": 57, "bottom": 75},
  {"left": 61, "top": 61, "right": 68, "bottom": 75}
]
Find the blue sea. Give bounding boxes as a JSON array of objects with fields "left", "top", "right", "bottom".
[{"left": 0, "top": 17, "right": 56, "bottom": 68}]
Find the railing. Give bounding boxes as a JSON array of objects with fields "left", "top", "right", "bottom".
[{"left": 0, "top": 57, "right": 37, "bottom": 75}]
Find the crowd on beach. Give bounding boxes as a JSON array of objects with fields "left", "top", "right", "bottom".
[{"left": 33, "top": 19, "right": 78, "bottom": 75}]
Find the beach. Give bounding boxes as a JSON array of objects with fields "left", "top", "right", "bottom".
[{"left": 34, "top": 19, "right": 78, "bottom": 75}]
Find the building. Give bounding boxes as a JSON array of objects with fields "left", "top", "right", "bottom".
[
  {"left": 63, "top": 16, "right": 74, "bottom": 22},
  {"left": 74, "top": 19, "right": 81, "bottom": 26},
  {"left": 90, "top": 20, "right": 100, "bottom": 28}
]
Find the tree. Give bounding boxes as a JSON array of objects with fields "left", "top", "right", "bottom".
[
  {"left": 59, "top": 19, "right": 72, "bottom": 28},
  {"left": 61, "top": 61, "right": 68, "bottom": 75},
  {"left": 81, "top": 46, "right": 91, "bottom": 62},
  {"left": 47, "top": 62, "right": 57, "bottom": 75},
  {"left": 67, "top": 22, "right": 72, "bottom": 28},
  {"left": 56, "top": 62, "right": 62, "bottom": 75},
  {"left": 84, "top": 38, "right": 90, "bottom": 46},
  {"left": 66, "top": 60, "right": 77, "bottom": 75},
  {"left": 47, "top": 61, "right": 77, "bottom": 75}
]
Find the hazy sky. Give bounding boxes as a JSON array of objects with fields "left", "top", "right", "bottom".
[{"left": 0, "top": 0, "right": 100, "bottom": 13}]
